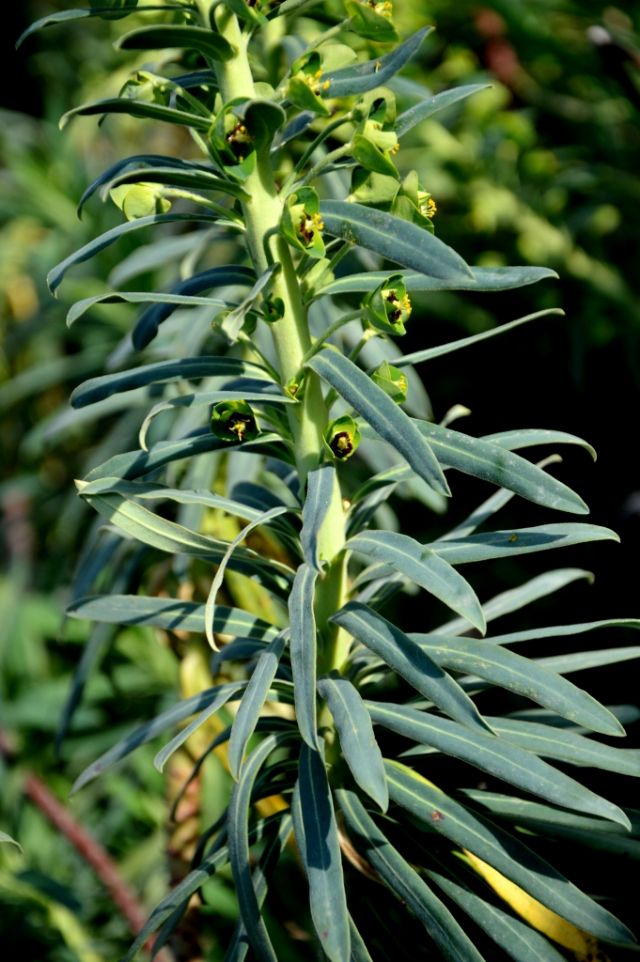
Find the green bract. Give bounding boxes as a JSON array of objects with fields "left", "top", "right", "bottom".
[
  {"left": 363, "top": 272, "right": 413, "bottom": 334},
  {"left": 210, "top": 399, "right": 260, "bottom": 443},
  {"left": 22, "top": 4, "right": 639, "bottom": 962},
  {"left": 323, "top": 414, "right": 362, "bottom": 460}
]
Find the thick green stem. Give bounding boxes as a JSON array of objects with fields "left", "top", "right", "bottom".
[{"left": 213, "top": 11, "right": 349, "bottom": 657}]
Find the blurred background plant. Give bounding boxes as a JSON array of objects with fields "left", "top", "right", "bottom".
[{"left": 2, "top": 1, "right": 640, "bottom": 959}]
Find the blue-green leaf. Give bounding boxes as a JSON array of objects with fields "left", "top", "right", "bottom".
[
  {"left": 412, "top": 420, "right": 588, "bottom": 514},
  {"left": 308, "top": 350, "right": 449, "bottom": 496},
  {"left": 295, "top": 745, "right": 350, "bottom": 962},
  {"left": 347, "top": 530, "right": 485, "bottom": 632},
  {"left": 317, "top": 265, "right": 558, "bottom": 297},
  {"left": 70, "top": 356, "right": 269, "bottom": 408},
  {"left": 485, "top": 428, "right": 597, "bottom": 461},
  {"left": 332, "top": 602, "right": 489, "bottom": 733},
  {"left": 425, "top": 869, "right": 568, "bottom": 962},
  {"left": 47, "top": 212, "right": 220, "bottom": 292},
  {"left": 66, "top": 593, "right": 280, "bottom": 640},
  {"left": 204, "top": 506, "right": 291, "bottom": 649},
  {"left": 72, "top": 681, "right": 245, "bottom": 793},
  {"left": 67, "top": 290, "right": 230, "bottom": 327},
  {"left": 320, "top": 201, "right": 472, "bottom": 281},
  {"left": 289, "top": 565, "right": 319, "bottom": 748},
  {"left": 478, "top": 618, "right": 640, "bottom": 649},
  {"left": 430, "top": 523, "right": 618, "bottom": 564},
  {"left": 412, "top": 633, "right": 625, "bottom": 737},
  {"left": 301, "top": 465, "right": 336, "bottom": 570},
  {"left": 324, "top": 29, "right": 432, "bottom": 98},
  {"left": 385, "top": 761, "right": 636, "bottom": 946},
  {"left": 228, "top": 735, "right": 292, "bottom": 962},
  {"left": 116, "top": 24, "right": 234, "bottom": 61},
  {"left": 16, "top": 6, "right": 175, "bottom": 47},
  {"left": 367, "top": 702, "right": 628, "bottom": 826},
  {"left": 439, "top": 569, "right": 593, "bottom": 636},
  {"left": 485, "top": 717, "right": 640, "bottom": 776},
  {"left": 78, "top": 490, "right": 292, "bottom": 585},
  {"left": 131, "top": 265, "right": 255, "bottom": 348},
  {"left": 228, "top": 634, "right": 287, "bottom": 779},
  {"left": 60, "top": 97, "right": 213, "bottom": 132},
  {"left": 395, "top": 309, "right": 563, "bottom": 367},
  {"left": 337, "top": 791, "right": 485, "bottom": 962},
  {"left": 318, "top": 677, "right": 387, "bottom": 810},
  {"left": 396, "top": 84, "right": 492, "bottom": 137},
  {"left": 77, "top": 154, "right": 226, "bottom": 214},
  {"left": 154, "top": 685, "right": 244, "bottom": 773}
]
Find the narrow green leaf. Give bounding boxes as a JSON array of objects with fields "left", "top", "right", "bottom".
[
  {"left": 318, "top": 677, "right": 388, "bottom": 810},
  {"left": 66, "top": 289, "right": 229, "bottom": 326},
  {"left": 347, "top": 530, "right": 485, "bottom": 632},
  {"left": 367, "top": 702, "right": 628, "bottom": 826},
  {"left": 70, "top": 356, "right": 269, "bottom": 408},
  {"left": 121, "top": 840, "right": 233, "bottom": 962},
  {"left": 308, "top": 350, "right": 450, "bottom": 496},
  {"left": 535, "top": 646, "right": 640, "bottom": 675},
  {"left": 228, "top": 634, "right": 287, "bottom": 779},
  {"left": 484, "top": 618, "right": 640, "bottom": 648},
  {"left": 320, "top": 201, "right": 472, "bottom": 281},
  {"left": 461, "top": 791, "right": 640, "bottom": 858},
  {"left": 204, "top": 506, "right": 291, "bottom": 649},
  {"left": 103, "top": 164, "right": 248, "bottom": 200},
  {"left": 224, "top": 815, "right": 294, "bottom": 962},
  {"left": 317, "top": 265, "right": 558, "bottom": 297},
  {"left": 47, "top": 212, "right": 219, "bottom": 292},
  {"left": 349, "top": 917, "right": 374, "bottom": 962},
  {"left": 486, "top": 428, "right": 597, "bottom": 461},
  {"left": 486, "top": 717, "right": 640, "bottom": 776},
  {"left": 84, "top": 430, "right": 290, "bottom": 485},
  {"left": 16, "top": 6, "right": 177, "bottom": 47},
  {"left": 337, "top": 790, "right": 485, "bottom": 962},
  {"left": 429, "top": 523, "right": 619, "bottom": 564},
  {"left": 425, "top": 868, "right": 568, "bottom": 962},
  {"left": 61, "top": 97, "right": 213, "bottom": 132},
  {"left": 0, "top": 831, "right": 20, "bottom": 848},
  {"left": 154, "top": 685, "right": 243, "bottom": 773},
  {"left": 221, "top": 263, "right": 281, "bottom": 342},
  {"left": 79, "top": 491, "right": 292, "bottom": 585},
  {"left": 324, "top": 29, "right": 431, "bottom": 98},
  {"left": 396, "top": 84, "right": 492, "bottom": 137},
  {"left": 385, "top": 761, "right": 636, "bottom": 946},
  {"left": 76, "top": 154, "right": 224, "bottom": 214},
  {"left": 289, "top": 565, "right": 319, "bottom": 749},
  {"left": 439, "top": 569, "right": 593, "bottom": 636},
  {"left": 301, "top": 465, "right": 336, "bottom": 570},
  {"left": 132, "top": 265, "right": 255, "bottom": 348},
  {"left": 296, "top": 745, "right": 351, "bottom": 962},
  {"left": 395, "top": 310, "right": 563, "bottom": 367},
  {"left": 116, "top": 24, "right": 234, "bottom": 61},
  {"left": 412, "top": 633, "right": 625, "bottom": 737},
  {"left": 412, "top": 420, "right": 588, "bottom": 515},
  {"left": 228, "top": 735, "right": 292, "bottom": 962},
  {"left": 66, "top": 593, "right": 280, "bottom": 640},
  {"left": 332, "top": 602, "right": 490, "bottom": 733},
  {"left": 72, "top": 682, "right": 245, "bottom": 793},
  {"left": 81, "top": 478, "right": 292, "bottom": 524}
]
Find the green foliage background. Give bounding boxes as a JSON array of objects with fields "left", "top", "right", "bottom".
[{"left": 2, "top": 2, "right": 640, "bottom": 960}]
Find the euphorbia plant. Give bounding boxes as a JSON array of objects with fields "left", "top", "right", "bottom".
[{"left": 21, "top": 1, "right": 640, "bottom": 960}]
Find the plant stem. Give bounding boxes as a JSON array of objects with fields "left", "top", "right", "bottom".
[{"left": 212, "top": 11, "right": 349, "bottom": 655}]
